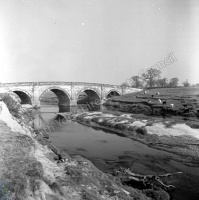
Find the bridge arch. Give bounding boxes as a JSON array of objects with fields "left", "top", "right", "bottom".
[
  {"left": 10, "top": 89, "right": 32, "bottom": 105},
  {"left": 77, "top": 88, "right": 101, "bottom": 111},
  {"left": 106, "top": 90, "right": 121, "bottom": 99},
  {"left": 39, "top": 86, "right": 71, "bottom": 112}
]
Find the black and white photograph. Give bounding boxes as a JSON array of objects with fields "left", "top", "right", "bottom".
[{"left": 0, "top": 0, "right": 199, "bottom": 199}]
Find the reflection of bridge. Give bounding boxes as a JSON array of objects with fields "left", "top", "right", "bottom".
[{"left": 0, "top": 82, "right": 140, "bottom": 112}]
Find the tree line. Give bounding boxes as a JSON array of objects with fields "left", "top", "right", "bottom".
[{"left": 121, "top": 68, "right": 199, "bottom": 88}]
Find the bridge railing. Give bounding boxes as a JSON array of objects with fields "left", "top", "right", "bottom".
[{"left": 0, "top": 81, "right": 126, "bottom": 88}]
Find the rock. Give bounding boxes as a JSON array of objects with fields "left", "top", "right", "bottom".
[
  {"left": 146, "top": 122, "right": 153, "bottom": 126},
  {"left": 136, "top": 127, "right": 148, "bottom": 135}
]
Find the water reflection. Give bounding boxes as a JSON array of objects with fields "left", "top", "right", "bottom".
[
  {"left": 33, "top": 105, "right": 58, "bottom": 130},
  {"left": 33, "top": 105, "right": 106, "bottom": 130}
]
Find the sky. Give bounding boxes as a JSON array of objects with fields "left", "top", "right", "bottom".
[{"left": 0, "top": 0, "right": 199, "bottom": 85}]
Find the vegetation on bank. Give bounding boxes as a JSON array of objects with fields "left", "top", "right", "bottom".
[{"left": 104, "top": 87, "right": 199, "bottom": 119}]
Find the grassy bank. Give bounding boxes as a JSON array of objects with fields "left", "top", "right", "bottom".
[{"left": 104, "top": 87, "right": 199, "bottom": 119}]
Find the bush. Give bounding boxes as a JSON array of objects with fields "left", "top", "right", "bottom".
[{"left": 0, "top": 93, "right": 21, "bottom": 118}]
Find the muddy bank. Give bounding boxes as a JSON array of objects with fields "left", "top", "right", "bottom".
[
  {"left": 74, "top": 112, "right": 199, "bottom": 165},
  {"left": 71, "top": 111, "right": 199, "bottom": 199}
]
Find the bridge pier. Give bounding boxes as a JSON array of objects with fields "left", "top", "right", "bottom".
[
  {"left": 33, "top": 99, "right": 41, "bottom": 107},
  {"left": 68, "top": 100, "right": 77, "bottom": 113},
  {"left": 70, "top": 100, "right": 77, "bottom": 107}
]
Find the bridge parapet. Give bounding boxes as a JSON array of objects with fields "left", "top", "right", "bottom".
[
  {"left": 0, "top": 82, "right": 35, "bottom": 87},
  {"left": 0, "top": 82, "right": 123, "bottom": 88}
]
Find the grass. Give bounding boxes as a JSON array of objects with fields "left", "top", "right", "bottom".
[
  {"left": 1, "top": 132, "right": 42, "bottom": 199},
  {"left": 124, "top": 87, "right": 199, "bottom": 99},
  {"left": 104, "top": 87, "right": 199, "bottom": 119},
  {"left": 0, "top": 117, "right": 48, "bottom": 200},
  {"left": 112, "top": 87, "right": 199, "bottom": 102}
]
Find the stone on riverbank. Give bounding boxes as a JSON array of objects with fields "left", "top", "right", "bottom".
[{"left": 136, "top": 127, "right": 148, "bottom": 135}]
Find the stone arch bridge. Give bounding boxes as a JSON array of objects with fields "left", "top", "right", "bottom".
[{"left": 0, "top": 82, "right": 139, "bottom": 112}]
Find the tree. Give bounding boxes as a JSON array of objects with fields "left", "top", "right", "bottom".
[
  {"left": 121, "top": 82, "right": 129, "bottom": 87},
  {"left": 121, "top": 76, "right": 143, "bottom": 88},
  {"left": 140, "top": 68, "right": 161, "bottom": 88},
  {"left": 130, "top": 76, "right": 143, "bottom": 88},
  {"left": 156, "top": 78, "right": 168, "bottom": 87},
  {"left": 182, "top": 80, "right": 190, "bottom": 87},
  {"left": 168, "top": 77, "right": 179, "bottom": 87}
]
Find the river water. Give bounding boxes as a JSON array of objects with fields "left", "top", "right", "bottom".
[{"left": 33, "top": 105, "right": 199, "bottom": 200}]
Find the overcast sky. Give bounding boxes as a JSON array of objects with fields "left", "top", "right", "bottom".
[{"left": 0, "top": 0, "right": 199, "bottom": 85}]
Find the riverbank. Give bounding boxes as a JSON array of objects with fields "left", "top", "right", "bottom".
[
  {"left": 74, "top": 111, "right": 199, "bottom": 165},
  {"left": 103, "top": 87, "right": 199, "bottom": 119},
  {"left": 0, "top": 98, "right": 158, "bottom": 199},
  {"left": 72, "top": 111, "right": 199, "bottom": 199}
]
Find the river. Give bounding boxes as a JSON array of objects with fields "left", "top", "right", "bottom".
[{"left": 33, "top": 105, "right": 199, "bottom": 200}]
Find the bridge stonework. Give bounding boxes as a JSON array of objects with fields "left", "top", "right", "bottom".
[{"left": 0, "top": 82, "right": 141, "bottom": 112}]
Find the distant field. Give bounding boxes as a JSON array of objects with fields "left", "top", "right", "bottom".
[
  {"left": 148, "top": 87, "right": 199, "bottom": 97},
  {"left": 114, "top": 87, "right": 199, "bottom": 101},
  {"left": 104, "top": 87, "right": 199, "bottom": 120}
]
